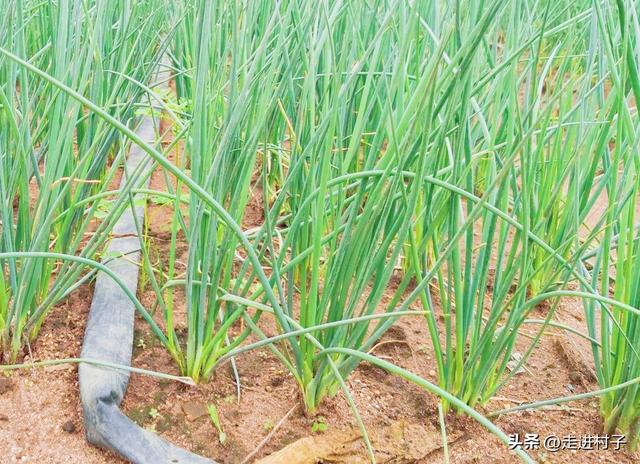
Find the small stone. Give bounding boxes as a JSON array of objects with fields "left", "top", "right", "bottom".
[
  {"left": 62, "top": 420, "right": 76, "bottom": 433},
  {"left": 0, "top": 413, "right": 8, "bottom": 421},
  {"left": 181, "top": 401, "right": 208, "bottom": 421},
  {"left": 568, "top": 371, "right": 582, "bottom": 384},
  {"left": 0, "top": 377, "right": 13, "bottom": 395}
]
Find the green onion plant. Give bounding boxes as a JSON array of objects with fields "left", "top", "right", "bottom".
[{"left": 0, "top": 0, "right": 167, "bottom": 361}]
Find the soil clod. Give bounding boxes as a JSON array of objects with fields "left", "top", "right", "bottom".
[
  {"left": 62, "top": 420, "right": 76, "bottom": 433},
  {"left": 0, "top": 377, "right": 13, "bottom": 395},
  {"left": 181, "top": 401, "right": 209, "bottom": 421}
]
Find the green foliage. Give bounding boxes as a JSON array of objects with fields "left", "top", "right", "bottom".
[
  {"left": 2, "top": 0, "right": 639, "bottom": 457},
  {"left": 311, "top": 417, "right": 328, "bottom": 434},
  {"left": 0, "top": 0, "right": 167, "bottom": 360},
  {"left": 207, "top": 404, "right": 226, "bottom": 444}
]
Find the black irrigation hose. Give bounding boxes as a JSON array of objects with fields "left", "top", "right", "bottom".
[{"left": 78, "top": 69, "right": 214, "bottom": 464}]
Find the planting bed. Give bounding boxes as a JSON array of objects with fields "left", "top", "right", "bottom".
[
  {"left": 1, "top": 141, "right": 638, "bottom": 462},
  {"left": 2, "top": 1, "right": 640, "bottom": 463},
  {"left": 1, "top": 268, "right": 639, "bottom": 463}
]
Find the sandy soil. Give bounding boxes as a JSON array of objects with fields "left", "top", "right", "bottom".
[
  {"left": 0, "top": 287, "right": 125, "bottom": 464},
  {"left": 1, "top": 276, "right": 639, "bottom": 463}
]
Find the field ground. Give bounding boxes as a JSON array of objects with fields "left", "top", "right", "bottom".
[
  {"left": 2, "top": 122, "right": 638, "bottom": 464},
  {"left": 1, "top": 246, "right": 638, "bottom": 463},
  {"left": 2, "top": 2, "right": 639, "bottom": 462}
]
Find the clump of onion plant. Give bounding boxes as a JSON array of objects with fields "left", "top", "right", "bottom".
[
  {"left": 0, "top": 0, "right": 167, "bottom": 361},
  {"left": 406, "top": 0, "right": 623, "bottom": 411},
  {"left": 582, "top": 0, "right": 640, "bottom": 446}
]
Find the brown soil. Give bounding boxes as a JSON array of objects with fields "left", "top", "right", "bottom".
[
  {"left": 2, "top": 274, "right": 639, "bottom": 463},
  {"left": 0, "top": 287, "right": 125, "bottom": 464}
]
